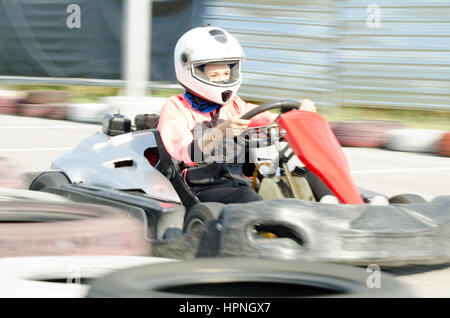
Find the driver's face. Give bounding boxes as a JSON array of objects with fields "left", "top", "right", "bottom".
[{"left": 204, "top": 64, "right": 231, "bottom": 82}]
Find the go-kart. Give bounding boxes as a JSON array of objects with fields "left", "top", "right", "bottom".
[{"left": 29, "top": 100, "right": 450, "bottom": 266}]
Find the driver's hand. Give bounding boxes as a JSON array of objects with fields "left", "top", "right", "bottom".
[
  {"left": 299, "top": 99, "right": 317, "bottom": 112},
  {"left": 216, "top": 118, "right": 251, "bottom": 137}
]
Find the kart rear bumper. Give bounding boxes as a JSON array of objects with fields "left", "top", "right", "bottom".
[{"left": 215, "top": 196, "right": 450, "bottom": 267}]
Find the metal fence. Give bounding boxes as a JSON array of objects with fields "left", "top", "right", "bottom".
[
  {"left": 336, "top": 0, "right": 450, "bottom": 111},
  {"left": 201, "top": 0, "right": 337, "bottom": 107},
  {"left": 202, "top": 0, "right": 450, "bottom": 110}
]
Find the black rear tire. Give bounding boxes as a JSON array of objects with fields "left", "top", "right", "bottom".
[
  {"left": 389, "top": 194, "right": 427, "bottom": 204},
  {"left": 183, "top": 202, "right": 225, "bottom": 234},
  {"left": 29, "top": 171, "right": 70, "bottom": 191}
]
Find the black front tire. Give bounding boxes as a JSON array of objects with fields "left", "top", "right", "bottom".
[
  {"left": 29, "top": 171, "right": 70, "bottom": 191},
  {"left": 183, "top": 202, "right": 225, "bottom": 234}
]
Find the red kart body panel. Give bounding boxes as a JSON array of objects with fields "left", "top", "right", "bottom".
[{"left": 278, "top": 110, "right": 364, "bottom": 204}]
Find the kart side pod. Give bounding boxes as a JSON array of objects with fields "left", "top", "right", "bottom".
[{"left": 278, "top": 110, "right": 364, "bottom": 204}]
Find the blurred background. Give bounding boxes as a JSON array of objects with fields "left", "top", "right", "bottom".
[{"left": 0, "top": 0, "right": 448, "bottom": 128}]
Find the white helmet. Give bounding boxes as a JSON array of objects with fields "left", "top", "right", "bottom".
[{"left": 174, "top": 25, "right": 246, "bottom": 105}]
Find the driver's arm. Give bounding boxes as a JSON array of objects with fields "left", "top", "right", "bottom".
[
  {"left": 197, "top": 96, "right": 278, "bottom": 156},
  {"left": 158, "top": 96, "right": 249, "bottom": 163}
]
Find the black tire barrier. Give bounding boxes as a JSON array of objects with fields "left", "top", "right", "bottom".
[
  {"left": 384, "top": 129, "right": 446, "bottom": 153},
  {"left": 86, "top": 257, "right": 411, "bottom": 298},
  {"left": 17, "top": 103, "right": 53, "bottom": 117},
  {"left": 16, "top": 103, "right": 68, "bottom": 120},
  {"left": 0, "top": 97, "right": 23, "bottom": 115},
  {"left": 0, "top": 201, "right": 151, "bottom": 257},
  {"left": 436, "top": 131, "right": 450, "bottom": 157},
  {"left": 330, "top": 120, "right": 406, "bottom": 148},
  {"left": 0, "top": 256, "right": 176, "bottom": 298},
  {"left": 212, "top": 197, "right": 450, "bottom": 267}
]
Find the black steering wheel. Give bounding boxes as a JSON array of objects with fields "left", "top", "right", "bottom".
[{"left": 236, "top": 100, "right": 301, "bottom": 148}]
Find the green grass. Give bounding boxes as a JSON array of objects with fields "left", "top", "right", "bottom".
[{"left": 6, "top": 84, "right": 450, "bottom": 131}]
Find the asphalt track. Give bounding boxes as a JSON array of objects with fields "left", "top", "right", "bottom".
[{"left": 0, "top": 114, "right": 449, "bottom": 297}]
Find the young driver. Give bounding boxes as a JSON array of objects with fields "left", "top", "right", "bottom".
[{"left": 157, "top": 26, "right": 316, "bottom": 204}]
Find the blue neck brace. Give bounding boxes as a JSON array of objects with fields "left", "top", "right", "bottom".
[{"left": 184, "top": 91, "right": 221, "bottom": 113}]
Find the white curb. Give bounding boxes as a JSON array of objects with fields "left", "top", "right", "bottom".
[{"left": 385, "top": 129, "right": 447, "bottom": 153}]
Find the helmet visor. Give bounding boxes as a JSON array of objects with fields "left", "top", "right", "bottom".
[{"left": 192, "top": 60, "right": 241, "bottom": 87}]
